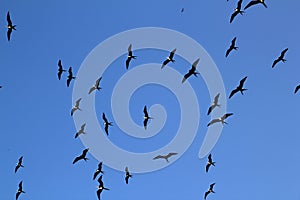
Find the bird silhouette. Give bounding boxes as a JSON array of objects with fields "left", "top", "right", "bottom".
[
  {"left": 89, "top": 77, "right": 102, "bottom": 94},
  {"left": 96, "top": 175, "right": 110, "bottom": 200},
  {"left": 294, "top": 85, "right": 300, "bottom": 94},
  {"left": 16, "top": 181, "right": 25, "bottom": 200},
  {"left": 207, "top": 113, "right": 233, "bottom": 127},
  {"left": 126, "top": 44, "right": 137, "bottom": 69},
  {"left": 206, "top": 154, "right": 216, "bottom": 173},
  {"left": 229, "top": 76, "right": 248, "bottom": 99},
  {"left": 67, "top": 67, "right": 76, "bottom": 87},
  {"left": 204, "top": 183, "right": 216, "bottom": 200},
  {"left": 272, "top": 48, "right": 288, "bottom": 68},
  {"left": 143, "top": 105, "right": 153, "bottom": 130},
  {"left": 226, "top": 37, "right": 238, "bottom": 57},
  {"left": 15, "top": 156, "right": 24, "bottom": 173},
  {"left": 6, "top": 12, "right": 16, "bottom": 41},
  {"left": 125, "top": 167, "right": 132, "bottom": 184},
  {"left": 182, "top": 58, "right": 200, "bottom": 83},
  {"left": 75, "top": 123, "right": 86, "bottom": 138},
  {"left": 72, "top": 148, "right": 89, "bottom": 164},
  {"left": 181, "top": 8, "right": 185, "bottom": 13},
  {"left": 57, "top": 60, "right": 66, "bottom": 80},
  {"left": 230, "top": 0, "right": 244, "bottom": 23},
  {"left": 153, "top": 152, "right": 178, "bottom": 163},
  {"left": 71, "top": 98, "right": 82, "bottom": 116},
  {"left": 207, "top": 93, "right": 220, "bottom": 115},
  {"left": 102, "top": 113, "right": 113, "bottom": 135},
  {"left": 244, "top": 0, "right": 267, "bottom": 10},
  {"left": 161, "top": 48, "right": 176, "bottom": 69},
  {"left": 93, "top": 162, "right": 104, "bottom": 180}
]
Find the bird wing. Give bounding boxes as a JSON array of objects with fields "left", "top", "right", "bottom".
[
  {"left": 7, "top": 29, "right": 12, "bottom": 41},
  {"left": 88, "top": 87, "right": 95, "bottom": 94},
  {"left": 102, "top": 113, "right": 107, "bottom": 122},
  {"left": 7, "top": 12, "right": 12, "bottom": 25},
  {"left": 214, "top": 93, "right": 220, "bottom": 104},
  {"left": 210, "top": 183, "right": 216, "bottom": 189},
  {"left": 81, "top": 123, "right": 86, "bottom": 130},
  {"left": 230, "top": 11, "right": 238, "bottom": 23},
  {"left": 143, "top": 106, "right": 148, "bottom": 117},
  {"left": 244, "top": 0, "right": 258, "bottom": 10},
  {"left": 229, "top": 88, "right": 239, "bottom": 99},
  {"left": 223, "top": 113, "right": 233, "bottom": 119},
  {"left": 97, "top": 176, "right": 104, "bottom": 185},
  {"left": 169, "top": 48, "right": 176, "bottom": 59},
  {"left": 93, "top": 170, "right": 100, "bottom": 180},
  {"left": 125, "top": 166, "right": 129, "bottom": 173},
  {"left": 207, "top": 105, "right": 214, "bottom": 115},
  {"left": 207, "top": 119, "right": 220, "bottom": 127},
  {"left": 208, "top": 154, "right": 212, "bottom": 162},
  {"left": 58, "top": 70, "right": 63, "bottom": 80},
  {"left": 153, "top": 155, "right": 164, "bottom": 160},
  {"left": 161, "top": 59, "right": 170, "bottom": 69},
  {"left": 72, "top": 156, "right": 81, "bottom": 164},
  {"left": 68, "top": 67, "right": 73, "bottom": 74},
  {"left": 204, "top": 191, "right": 210, "bottom": 200},
  {"left": 143, "top": 118, "right": 148, "bottom": 130},
  {"left": 182, "top": 70, "right": 193, "bottom": 83},
  {"left": 272, "top": 58, "right": 280, "bottom": 68},
  {"left": 225, "top": 47, "right": 232, "bottom": 57},
  {"left": 71, "top": 107, "right": 76, "bottom": 116},
  {"left": 75, "top": 98, "right": 82, "bottom": 107},
  {"left": 126, "top": 57, "right": 131, "bottom": 69},
  {"left": 192, "top": 58, "right": 200, "bottom": 69},
  {"left": 67, "top": 77, "right": 72, "bottom": 87},
  {"left": 125, "top": 176, "right": 129, "bottom": 184},
  {"left": 167, "top": 152, "right": 178, "bottom": 157},
  {"left": 237, "top": 0, "right": 243, "bottom": 9},
  {"left": 281, "top": 48, "right": 288, "bottom": 57},
  {"left": 104, "top": 124, "right": 109, "bottom": 135},
  {"left": 294, "top": 85, "right": 300, "bottom": 94},
  {"left": 239, "top": 76, "right": 247, "bottom": 86},
  {"left": 128, "top": 44, "right": 132, "bottom": 52},
  {"left": 206, "top": 163, "right": 210, "bottom": 173},
  {"left": 15, "top": 165, "right": 19, "bottom": 173},
  {"left": 96, "top": 189, "right": 101, "bottom": 200},
  {"left": 231, "top": 37, "right": 237, "bottom": 46},
  {"left": 95, "top": 77, "right": 102, "bottom": 86}
]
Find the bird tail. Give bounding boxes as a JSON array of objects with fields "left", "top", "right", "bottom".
[
  {"left": 84, "top": 158, "right": 89, "bottom": 161},
  {"left": 241, "top": 89, "right": 248, "bottom": 95},
  {"left": 212, "top": 162, "right": 216, "bottom": 166}
]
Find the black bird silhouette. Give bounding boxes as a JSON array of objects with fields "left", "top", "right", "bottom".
[
  {"left": 182, "top": 58, "right": 200, "bottom": 83},
  {"left": 207, "top": 93, "right": 220, "bottom": 115},
  {"left": 71, "top": 98, "right": 82, "bottom": 116},
  {"left": 102, "top": 113, "right": 113, "bottom": 135},
  {"left": 230, "top": 0, "right": 244, "bottom": 23},
  {"left": 97, "top": 175, "right": 110, "bottom": 200},
  {"left": 181, "top": 8, "right": 184, "bottom": 13},
  {"left": 226, "top": 37, "right": 238, "bottom": 57},
  {"left": 229, "top": 76, "right": 248, "bottom": 99},
  {"left": 93, "top": 162, "right": 104, "bottom": 180},
  {"left": 89, "top": 77, "right": 102, "bottom": 94},
  {"left": 272, "top": 48, "right": 288, "bottom": 68},
  {"left": 57, "top": 60, "right": 66, "bottom": 80},
  {"left": 67, "top": 67, "right": 76, "bottom": 87},
  {"left": 125, "top": 166, "right": 132, "bottom": 184},
  {"left": 204, "top": 183, "right": 216, "bottom": 200},
  {"left": 75, "top": 123, "right": 86, "bottom": 138},
  {"left": 72, "top": 148, "right": 89, "bottom": 164},
  {"left": 294, "top": 85, "right": 300, "bottom": 94},
  {"left": 143, "top": 105, "right": 153, "bottom": 130},
  {"left": 126, "top": 44, "right": 137, "bottom": 69},
  {"left": 16, "top": 181, "right": 25, "bottom": 200},
  {"left": 153, "top": 152, "right": 178, "bottom": 163},
  {"left": 161, "top": 48, "right": 176, "bottom": 69},
  {"left": 207, "top": 113, "right": 233, "bottom": 127},
  {"left": 7, "top": 12, "right": 16, "bottom": 41},
  {"left": 206, "top": 154, "right": 216, "bottom": 173},
  {"left": 15, "top": 156, "right": 24, "bottom": 173},
  {"left": 244, "top": 0, "right": 267, "bottom": 10}
]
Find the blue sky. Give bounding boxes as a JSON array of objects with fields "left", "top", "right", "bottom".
[{"left": 1, "top": 0, "right": 300, "bottom": 199}]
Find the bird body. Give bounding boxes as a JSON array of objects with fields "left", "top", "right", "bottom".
[
  {"left": 182, "top": 58, "right": 200, "bottom": 83},
  {"left": 75, "top": 123, "right": 86, "bottom": 138},
  {"left": 143, "top": 105, "right": 153, "bottom": 130},
  {"left": 67, "top": 67, "right": 76, "bottom": 87},
  {"left": 126, "top": 44, "right": 137, "bottom": 69},
  {"left": 15, "top": 156, "right": 24, "bottom": 173},
  {"left": 71, "top": 98, "right": 82, "bottom": 116},
  {"left": 125, "top": 167, "right": 132, "bottom": 184},
  {"left": 207, "top": 93, "right": 220, "bottom": 115},
  {"left": 89, "top": 77, "right": 102, "bottom": 94},
  {"left": 226, "top": 37, "right": 238, "bottom": 57},
  {"left": 207, "top": 113, "right": 233, "bottom": 127},
  {"left": 161, "top": 48, "right": 176, "bottom": 69},
  {"left": 97, "top": 175, "right": 109, "bottom": 200},
  {"left": 272, "top": 48, "right": 288, "bottom": 68},
  {"left": 93, "top": 162, "right": 104, "bottom": 180},
  {"left": 153, "top": 152, "right": 178, "bottom": 162},
  {"left": 72, "top": 148, "right": 89, "bottom": 164},
  {"left": 57, "top": 60, "right": 67, "bottom": 80},
  {"left": 7, "top": 12, "right": 16, "bottom": 41},
  {"left": 229, "top": 76, "right": 248, "bottom": 99},
  {"left": 102, "top": 113, "right": 113, "bottom": 135},
  {"left": 230, "top": 0, "right": 244, "bottom": 23},
  {"left": 206, "top": 154, "right": 216, "bottom": 173},
  {"left": 204, "top": 183, "right": 215, "bottom": 200},
  {"left": 16, "top": 181, "right": 25, "bottom": 200}
]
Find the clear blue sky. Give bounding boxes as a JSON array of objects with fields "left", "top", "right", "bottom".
[{"left": 1, "top": 0, "right": 300, "bottom": 199}]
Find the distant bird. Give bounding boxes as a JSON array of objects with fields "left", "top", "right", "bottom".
[
  {"left": 229, "top": 76, "right": 248, "bottom": 99},
  {"left": 143, "top": 105, "right": 153, "bottom": 130},
  {"left": 206, "top": 154, "right": 216, "bottom": 173},
  {"left": 125, "top": 44, "right": 137, "bottom": 69},
  {"left": 294, "top": 85, "right": 300, "bottom": 94},
  {"left": 16, "top": 181, "right": 25, "bottom": 200},
  {"left": 125, "top": 167, "right": 132, "bottom": 184},
  {"left": 204, "top": 183, "right": 216, "bottom": 200},
  {"left": 153, "top": 152, "right": 178, "bottom": 163},
  {"left": 207, "top": 113, "right": 233, "bottom": 127},
  {"left": 181, "top": 8, "right": 184, "bottom": 13},
  {"left": 67, "top": 67, "right": 76, "bottom": 87},
  {"left": 75, "top": 123, "right": 86, "bottom": 138},
  {"left": 57, "top": 60, "right": 66, "bottom": 80},
  {"left": 93, "top": 162, "right": 104, "bottom": 180},
  {"left": 15, "top": 156, "right": 24, "bottom": 173},
  {"left": 6, "top": 12, "right": 16, "bottom": 41},
  {"left": 272, "top": 48, "right": 288, "bottom": 68},
  {"left": 102, "top": 113, "right": 113, "bottom": 135},
  {"left": 244, "top": 0, "right": 267, "bottom": 10},
  {"left": 88, "top": 77, "right": 102, "bottom": 94},
  {"left": 207, "top": 93, "right": 220, "bottom": 115},
  {"left": 230, "top": 0, "right": 244, "bottom": 23},
  {"left": 161, "top": 48, "right": 176, "bottom": 69},
  {"left": 72, "top": 148, "right": 89, "bottom": 164},
  {"left": 226, "top": 37, "right": 238, "bottom": 57},
  {"left": 97, "top": 175, "right": 109, "bottom": 200},
  {"left": 182, "top": 58, "right": 200, "bottom": 83},
  {"left": 71, "top": 98, "right": 82, "bottom": 116}
]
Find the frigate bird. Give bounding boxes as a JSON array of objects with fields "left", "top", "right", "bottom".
[
  {"left": 229, "top": 76, "right": 248, "bottom": 99},
  {"left": 182, "top": 58, "right": 200, "bottom": 83},
  {"left": 6, "top": 12, "right": 16, "bottom": 41},
  {"left": 125, "top": 167, "right": 132, "bottom": 184},
  {"left": 93, "top": 162, "right": 104, "bottom": 180},
  {"left": 15, "top": 156, "right": 24, "bottom": 173},
  {"left": 294, "top": 85, "right": 300, "bottom": 94},
  {"left": 181, "top": 8, "right": 184, "bottom": 13},
  {"left": 153, "top": 152, "right": 178, "bottom": 163},
  {"left": 71, "top": 98, "right": 82, "bottom": 116},
  {"left": 102, "top": 113, "right": 113, "bottom": 135},
  {"left": 206, "top": 154, "right": 216, "bottom": 173},
  {"left": 204, "top": 183, "right": 216, "bottom": 200},
  {"left": 16, "top": 181, "right": 25, "bottom": 200},
  {"left": 67, "top": 67, "right": 76, "bottom": 87},
  {"left": 88, "top": 77, "right": 102, "bottom": 94},
  {"left": 75, "top": 123, "right": 86, "bottom": 138},
  {"left": 207, "top": 93, "right": 220, "bottom": 115},
  {"left": 207, "top": 113, "right": 233, "bottom": 127},
  {"left": 161, "top": 48, "right": 176, "bottom": 69},
  {"left": 125, "top": 44, "right": 137, "bottom": 69},
  {"left": 57, "top": 60, "right": 66, "bottom": 80},
  {"left": 143, "top": 105, "right": 153, "bottom": 130},
  {"left": 244, "top": 0, "right": 267, "bottom": 10},
  {"left": 272, "top": 48, "right": 288, "bottom": 68},
  {"left": 230, "top": 0, "right": 244, "bottom": 23},
  {"left": 226, "top": 37, "right": 238, "bottom": 57},
  {"left": 96, "top": 175, "right": 109, "bottom": 200},
  {"left": 72, "top": 148, "right": 89, "bottom": 164}
]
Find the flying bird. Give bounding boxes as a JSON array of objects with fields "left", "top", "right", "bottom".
[
  {"left": 204, "top": 183, "right": 216, "bottom": 200},
  {"left": 125, "top": 167, "right": 132, "bottom": 184},
  {"left": 161, "top": 48, "right": 176, "bottom": 69},
  {"left": 6, "top": 12, "right": 16, "bottom": 41},
  {"left": 72, "top": 148, "right": 89, "bottom": 164},
  {"left": 272, "top": 48, "right": 288, "bottom": 68},
  {"left": 207, "top": 93, "right": 220, "bottom": 115},
  {"left": 125, "top": 44, "right": 137, "bottom": 69},
  {"left": 206, "top": 154, "right": 216, "bottom": 173},
  {"left": 230, "top": 0, "right": 244, "bottom": 23},
  {"left": 15, "top": 156, "right": 24, "bottom": 173},
  {"left": 57, "top": 60, "right": 66, "bottom": 80},
  {"left": 294, "top": 85, "right": 300, "bottom": 94},
  {"left": 244, "top": 0, "right": 267, "bottom": 10},
  {"left": 226, "top": 37, "right": 238, "bottom": 57},
  {"left": 96, "top": 175, "right": 110, "bottom": 200},
  {"left": 16, "top": 181, "right": 25, "bottom": 200},
  {"left": 93, "top": 162, "right": 104, "bottom": 180},
  {"left": 182, "top": 58, "right": 200, "bottom": 83},
  {"left": 71, "top": 98, "right": 82, "bottom": 116},
  {"left": 143, "top": 105, "right": 153, "bottom": 130},
  {"left": 88, "top": 77, "right": 102, "bottom": 94},
  {"left": 229, "top": 76, "right": 248, "bottom": 99},
  {"left": 75, "top": 123, "right": 86, "bottom": 138},
  {"left": 67, "top": 67, "right": 76, "bottom": 87},
  {"left": 153, "top": 152, "right": 178, "bottom": 163},
  {"left": 181, "top": 8, "right": 184, "bottom": 13},
  {"left": 102, "top": 113, "right": 113, "bottom": 135},
  {"left": 207, "top": 113, "right": 233, "bottom": 127}
]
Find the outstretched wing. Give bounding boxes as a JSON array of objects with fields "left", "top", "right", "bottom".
[
  {"left": 229, "top": 88, "right": 239, "bottom": 99},
  {"left": 7, "top": 29, "right": 12, "bottom": 41},
  {"left": 207, "top": 119, "right": 220, "bottom": 127},
  {"left": 281, "top": 48, "right": 288, "bottom": 57},
  {"left": 102, "top": 113, "right": 107, "bottom": 122},
  {"left": 230, "top": 11, "right": 238, "bottom": 23},
  {"left": 294, "top": 85, "right": 300, "bottom": 94},
  {"left": 126, "top": 57, "right": 131, "bottom": 69},
  {"left": 244, "top": 0, "right": 258, "bottom": 10},
  {"left": 161, "top": 59, "right": 170, "bottom": 69},
  {"left": 153, "top": 155, "right": 164, "bottom": 160},
  {"left": 239, "top": 76, "right": 247, "bottom": 86},
  {"left": 7, "top": 12, "right": 12, "bottom": 25}
]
